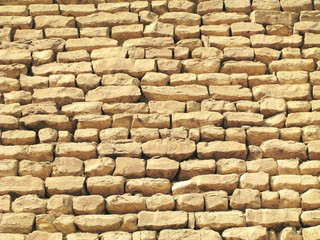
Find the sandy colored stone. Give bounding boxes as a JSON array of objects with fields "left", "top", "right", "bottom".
[
  {"left": 66, "top": 233, "right": 99, "bottom": 240},
  {"left": 222, "top": 226, "right": 268, "bottom": 240},
  {"left": 75, "top": 215, "right": 122, "bottom": 233},
  {"left": 12, "top": 195, "right": 46, "bottom": 214},
  {"left": 197, "top": 141, "right": 247, "bottom": 159},
  {"left": 45, "top": 176, "right": 85, "bottom": 196},
  {"left": 53, "top": 215, "right": 76, "bottom": 235},
  {"left": 260, "top": 139, "right": 307, "bottom": 160},
  {"left": 195, "top": 211, "right": 245, "bottom": 231},
  {"left": 113, "top": 157, "right": 145, "bottom": 178},
  {"left": 73, "top": 195, "right": 104, "bottom": 215},
  {"left": 203, "top": 191, "right": 228, "bottom": 211},
  {"left": 203, "top": 12, "right": 249, "bottom": 25},
  {"left": 29, "top": 4, "right": 59, "bottom": 16},
  {"left": 126, "top": 178, "right": 171, "bottom": 196},
  {"left": 0, "top": 213, "right": 35, "bottom": 234},
  {"left": 18, "top": 160, "right": 51, "bottom": 179},
  {"left": 209, "top": 36, "right": 250, "bottom": 49},
  {"left": 250, "top": 34, "right": 302, "bottom": 50},
  {"left": 35, "top": 15, "right": 75, "bottom": 29},
  {"left": 209, "top": 85, "right": 252, "bottom": 101},
  {"left": 240, "top": 172, "right": 270, "bottom": 191},
  {"left": 146, "top": 157, "right": 179, "bottom": 180},
  {"left": 302, "top": 189, "right": 320, "bottom": 210},
  {"left": 32, "top": 62, "right": 92, "bottom": 76},
  {"left": 192, "top": 174, "right": 239, "bottom": 194},
  {"left": 246, "top": 208, "right": 301, "bottom": 229},
  {"left": 303, "top": 225, "right": 320, "bottom": 240},
  {"left": 251, "top": 10, "right": 298, "bottom": 25},
  {"left": 178, "top": 160, "right": 215, "bottom": 181},
  {"left": 106, "top": 195, "right": 146, "bottom": 214},
  {"left": 52, "top": 157, "right": 83, "bottom": 177},
  {"left": 84, "top": 157, "right": 115, "bottom": 177},
  {"left": 0, "top": 176, "right": 44, "bottom": 197},
  {"left": 138, "top": 211, "right": 187, "bottom": 231},
  {"left": 98, "top": 141, "right": 141, "bottom": 158},
  {"left": 271, "top": 175, "right": 319, "bottom": 193},
  {"left": 216, "top": 158, "right": 246, "bottom": 174},
  {"left": 55, "top": 142, "right": 96, "bottom": 160},
  {"left": 87, "top": 176, "right": 125, "bottom": 197},
  {"left": 47, "top": 194, "right": 73, "bottom": 218},
  {"left": 0, "top": 16, "right": 32, "bottom": 29}
]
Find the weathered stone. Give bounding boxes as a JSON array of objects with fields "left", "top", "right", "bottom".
[
  {"left": 55, "top": 142, "right": 97, "bottom": 160},
  {"left": 251, "top": 34, "right": 302, "bottom": 50},
  {"left": 52, "top": 157, "right": 83, "bottom": 177},
  {"left": 66, "top": 233, "right": 99, "bottom": 240},
  {"left": 53, "top": 215, "right": 76, "bottom": 235},
  {"left": 75, "top": 215, "right": 122, "bottom": 233},
  {"left": 246, "top": 208, "right": 301, "bottom": 229},
  {"left": 252, "top": 0, "right": 281, "bottom": 10},
  {"left": 209, "top": 36, "right": 250, "bottom": 49},
  {"left": 195, "top": 211, "right": 245, "bottom": 231},
  {"left": 106, "top": 195, "right": 146, "bottom": 214},
  {"left": 47, "top": 194, "right": 73, "bottom": 218},
  {"left": 240, "top": 172, "right": 270, "bottom": 191},
  {"left": 192, "top": 174, "right": 239, "bottom": 194},
  {"left": 301, "top": 189, "right": 320, "bottom": 210},
  {"left": 18, "top": 160, "right": 51, "bottom": 179},
  {"left": 203, "top": 12, "right": 249, "bottom": 25},
  {"left": 216, "top": 158, "right": 246, "bottom": 174},
  {"left": 138, "top": 211, "right": 187, "bottom": 231},
  {"left": 12, "top": 194, "right": 46, "bottom": 214},
  {"left": 73, "top": 195, "right": 104, "bottom": 215},
  {"left": 197, "top": 141, "right": 247, "bottom": 159},
  {"left": 0, "top": 213, "right": 35, "bottom": 234},
  {"left": 224, "top": 112, "right": 263, "bottom": 127},
  {"left": 251, "top": 10, "right": 299, "bottom": 25},
  {"left": 45, "top": 176, "right": 85, "bottom": 196},
  {"left": 146, "top": 157, "right": 179, "bottom": 180},
  {"left": 182, "top": 59, "right": 220, "bottom": 74},
  {"left": 222, "top": 226, "right": 268, "bottom": 240},
  {"left": 98, "top": 141, "right": 141, "bottom": 158},
  {"left": 86, "top": 176, "right": 125, "bottom": 197},
  {"left": 74, "top": 114, "right": 111, "bottom": 130},
  {"left": 126, "top": 178, "right": 171, "bottom": 196},
  {"left": 32, "top": 62, "right": 92, "bottom": 76},
  {"left": 271, "top": 175, "right": 319, "bottom": 193},
  {"left": 0, "top": 176, "right": 44, "bottom": 197},
  {"left": 123, "top": 37, "right": 174, "bottom": 49}
]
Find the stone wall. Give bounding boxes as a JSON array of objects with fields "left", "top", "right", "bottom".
[{"left": 0, "top": 0, "right": 320, "bottom": 239}]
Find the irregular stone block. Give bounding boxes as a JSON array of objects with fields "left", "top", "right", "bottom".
[
  {"left": 192, "top": 174, "right": 239, "bottom": 194},
  {"left": 55, "top": 142, "right": 97, "bottom": 160},
  {"left": 45, "top": 176, "right": 85, "bottom": 196},
  {"left": 271, "top": 175, "right": 319, "bottom": 193},
  {"left": 197, "top": 141, "right": 247, "bottom": 159},
  {"left": 86, "top": 176, "right": 125, "bottom": 197},
  {"left": 75, "top": 215, "right": 122, "bottom": 233},
  {"left": 0, "top": 213, "right": 35, "bottom": 234},
  {"left": 0, "top": 176, "right": 44, "bottom": 197},
  {"left": 106, "top": 195, "right": 146, "bottom": 214},
  {"left": 98, "top": 141, "right": 142, "bottom": 158},
  {"left": 203, "top": 12, "right": 249, "bottom": 25},
  {"left": 222, "top": 226, "right": 268, "bottom": 240},
  {"left": 251, "top": 10, "right": 298, "bottom": 25},
  {"left": 126, "top": 178, "right": 171, "bottom": 196}
]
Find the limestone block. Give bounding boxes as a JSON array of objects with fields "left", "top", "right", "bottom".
[
  {"left": 0, "top": 213, "right": 35, "bottom": 234},
  {"left": 240, "top": 172, "right": 270, "bottom": 191},
  {"left": 73, "top": 195, "right": 105, "bottom": 215},
  {"left": 271, "top": 175, "right": 319, "bottom": 193},
  {"left": 45, "top": 176, "right": 85, "bottom": 196},
  {"left": 0, "top": 176, "right": 44, "bottom": 197},
  {"left": 146, "top": 157, "right": 179, "bottom": 180},
  {"left": 126, "top": 178, "right": 171, "bottom": 196},
  {"left": 106, "top": 195, "right": 146, "bottom": 214},
  {"left": 86, "top": 176, "right": 125, "bottom": 197}
]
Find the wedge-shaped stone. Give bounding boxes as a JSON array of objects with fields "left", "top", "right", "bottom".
[
  {"left": 0, "top": 16, "right": 32, "bottom": 29},
  {"left": 251, "top": 10, "right": 299, "bottom": 25},
  {"left": 192, "top": 174, "right": 239, "bottom": 194},
  {"left": 35, "top": 15, "right": 75, "bottom": 29},
  {"left": 66, "top": 38, "right": 117, "bottom": 52},
  {"left": 159, "top": 229, "right": 221, "bottom": 240},
  {"left": 195, "top": 211, "right": 245, "bottom": 231},
  {"left": 246, "top": 208, "right": 301, "bottom": 229},
  {"left": 126, "top": 178, "right": 171, "bottom": 196},
  {"left": 32, "top": 62, "right": 92, "bottom": 76},
  {"left": 92, "top": 58, "right": 156, "bottom": 78},
  {"left": 252, "top": 84, "right": 311, "bottom": 101},
  {"left": 222, "top": 226, "right": 268, "bottom": 240},
  {"left": 260, "top": 139, "right": 307, "bottom": 160},
  {"left": 221, "top": 61, "right": 266, "bottom": 75},
  {"left": 106, "top": 195, "right": 146, "bottom": 214},
  {"left": 250, "top": 34, "right": 302, "bottom": 50},
  {"left": 0, "top": 176, "right": 44, "bottom": 197},
  {"left": 98, "top": 141, "right": 141, "bottom": 158},
  {"left": 271, "top": 175, "right": 319, "bottom": 192},
  {"left": 209, "top": 36, "right": 250, "bottom": 49},
  {"left": 203, "top": 12, "right": 249, "bottom": 25},
  {"left": 75, "top": 215, "right": 122, "bottom": 233},
  {"left": 55, "top": 142, "right": 97, "bottom": 160},
  {"left": 142, "top": 85, "right": 208, "bottom": 101},
  {"left": 123, "top": 37, "right": 175, "bottom": 49},
  {"left": 159, "top": 12, "right": 200, "bottom": 26},
  {"left": 138, "top": 211, "right": 187, "bottom": 231},
  {"left": 0, "top": 49, "right": 31, "bottom": 65},
  {"left": 86, "top": 86, "right": 140, "bottom": 103},
  {"left": 209, "top": 85, "right": 252, "bottom": 101},
  {"left": 76, "top": 12, "right": 138, "bottom": 28},
  {"left": 33, "top": 87, "right": 84, "bottom": 107},
  {"left": 86, "top": 176, "right": 125, "bottom": 197},
  {"left": 182, "top": 59, "right": 220, "bottom": 74},
  {"left": 142, "top": 139, "right": 196, "bottom": 161},
  {"left": 0, "top": 213, "right": 35, "bottom": 234},
  {"left": 45, "top": 176, "right": 85, "bottom": 196},
  {"left": 269, "top": 59, "right": 314, "bottom": 73},
  {"left": 20, "top": 114, "right": 72, "bottom": 131},
  {"left": 172, "top": 112, "right": 223, "bottom": 128}
]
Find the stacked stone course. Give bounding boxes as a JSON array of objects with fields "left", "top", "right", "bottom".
[{"left": 0, "top": 0, "right": 320, "bottom": 239}]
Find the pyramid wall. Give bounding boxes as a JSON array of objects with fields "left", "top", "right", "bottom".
[{"left": 0, "top": 0, "right": 320, "bottom": 239}]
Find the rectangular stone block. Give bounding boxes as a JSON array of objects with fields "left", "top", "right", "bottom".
[
  {"left": 197, "top": 141, "right": 247, "bottom": 159},
  {"left": 45, "top": 176, "right": 85, "bottom": 196},
  {"left": 35, "top": 15, "right": 75, "bottom": 29},
  {"left": 0, "top": 213, "right": 35, "bottom": 234},
  {"left": 86, "top": 176, "right": 125, "bottom": 197},
  {"left": 251, "top": 10, "right": 299, "bottom": 25},
  {"left": 138, "top": 211, "right": 188, "bottom": 231},
  {"left": 75, "top": 215, "right": 122, "bottom": 233},
  {"left": 271, "top": 175, "right": 319, "bottom": 193},
  {"left": 286, "top": 112, "right": 320, "bottom": 127},
  {"left": 0, "top": 16, "right": 32, "bottom": 29},
  {"left": 86, "top": 86, "right": 141, "bottom": 103},
  {"left": 172, "top": 112, "right": 223, "bottom": 128},
  {"left": 32, "top": 62, "right": 92, "bottom": 76},
  {"left": 55, "top": 142, "right": 97, "bottom": 160}
]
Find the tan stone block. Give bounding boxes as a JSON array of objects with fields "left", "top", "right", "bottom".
[
  {"left": 19, "top": 160, "right": 51, "bottom": 179},
  {"left": 246, "top": 158, "right": 277, "bottom": 175},
  {"left": 200, "top": 25, "right": 229, "bottom": 37},
  {"left": 74, "top": 114, "right": 111, "bottom": 130},
  {"left": 138, "top": 211, "right": 187, "bottom": 231},
  {"left": 113, "top": 157, "right": 145, "bottom": 178},
  {"left": 216, "top": 158, "right": 246, "bottom": 174},
  {"left": 255, "top": 48, "right": 281, "bottom": 64},
  {"left": 98, "top": 140, "right": 141, "bottom": 158},
  {"left": 269, "top": 59, "right": 314, "bottom": 73},
  {"left": 252, "top": 0, "right": 281, "bottom": 10},
  {"left": 35, "top": 213, "right": 56, "bottom": 232},
  {"left": 141, "top": 72, "right": 169, "bottom": 86},
  {"left": 231, "top": 22, "right": 265, "bottom": 37},
  {"left": 0, "top": 64, "right": 28, "bottom": 79},
  {"left": 0, "top": 195, "right": 11, "bottom": 213},
  {"left": 1, "top": 130, "right": 35, "bottom": 145},
  {"left": 195, "top": 211, "right": 245, "bottom": 231},
  {"left": 103, "top": 103, "right": 147, "bottom": 115},
  {"left": 0, "top": 16, "right": 32, "bottom": 29},
  {"left": 280, "top": 127, "right": 301, "bottom": 142},
  {"left": 14, "top": 29, "right": 43, "bottom": 41},
  {"left": 45, "top": 176, "right": 85, "bottom": 196},
  {"left": 251, "top": 34, "right": 302, "bottom": 50},
  {"left": 159, "top": 12, "right": 200, "bottom": 26},
  {"left": 45, "top": 28, "right": 78, "bottom": 40},
  {"left": 201, "top": 99, "right": 236, "bottom": 113},
  {"left": 278, "top": 189, "right": 300, "bottom": 208},
  {"left": 100, "top": 232, "right": 131, "bottom": 240},
  {"left": 35, "top": 15, "right": 75, "bottom": 29},
  {"left": 52, "top": 157, "right": 83, "bottom": 177},
  {"left": 55, "top": 142, "right": 96, "bottom": 160},
  {"left": 47, "top": 195, "right": 73, "bottom": 217},
  {"left": 74, "top": 215, "right": 122, "bottom": 233},
  {"left": 99, "top": 128, "right": 128, "bottom": 141},
  {"left": 130, "top": 128, "right": 159, "bottom": 143},
  {"left": 261, "top": 191, "right": 279, "bottom": 208},
  {"left": 132, "top": 230, "right": 157, "bottom": 240},
  {"left": 87, "top": 175, "right": 125, "bottom": 197},
  {"left": 0, "top": 176, "right": 45, "bottom": 197},
  {"left": 209, "top": 85, "right": 252, "bottom": 101},
  {"left": 58, "top": 131, "right": 72, "bottom": 142},
  {"left": 146, "top": 157, "right": 179, "bottom": 180},
  {"left": 61, "top": 102, "right": 102, "bottom": 118},
  {"left": 230, "top": 188, "right": 261, "bottom": 210},
  {"left": 106, "top": 195, "right": 146, "bottom": 214},
  {"left": 80, "top": 27, "right": 109, "bottom": 38},
  {"left": 66, "top": 233, "right": 98, "bottom": 240},
  {"left": 277, "top": 159, "right": 300, "bottom": 175},
  {"left": 209, "top": 36, "right": 250, "bottom": 49},
  {"left": 29, "top": 4, "right": 59, "bottom": 16},
  {"left": 192, "top": 174, "right": 239, "bottom": 194},
  {"left": 101, "top": 73, "right": 140, "bottom": 86},
  {"left": 112, "top": 24, "right": 143, "bottom": 42},
  {"left": 84, "top": 157, "right": 114, "bottom": 177},
  {"left": 224, "top": 47, "right": 254, "bottom": 61},
  {"left": 53, "top": 215, "right": 76, "bottom": 235},
  {"left": 251, "top": 10, "right": 298, "bottom": 25},
  {"left": 0, "top": 77, "right": 20, "bottom": 94},
  {"left": 74, "top": 128, "right": 98, "bottom": 143},
  {"left": 203, "top": 12, "right": 249, "bottom": 25},
  {"left": 57, "top": 50, "right": 90, "bottom": 64},
  {"left": 177, "top": 160, "right": 215, "bottom": 181},
  {"left": 271, "top": 175, "right": 319, "bottom": 193},
  {"left": 146, "top": 194, "right": 174, "bottom": 211},
  {"left": 66, "top": 37, "right": 117, "bottom": 53},
  {"left": 131, "top": 114, "right": 170, "bottom": 129},
  {"left": 0, "top": 213, "right": 35, "bottom": 234},
  {"left": 223, "top": 226, "right": 268, "bottom": 240},
  {"left": 131, "top": 1, "right": 150, "bottom": 12},
  {"left": 73, "top": 195, "right": 104, "bottom": 215},
  {"left": 0, "top": 28, "right": 12, "bottom": 42},
  {"left": 97, "top": 2, "right": 129, "bottom": 13},
  {"left": 224, "top": 112, "right": 264, "bottom": 128},
  {"left": 246, "top": 208, "right": 301, "bottom": 229},
  {"left": 236, "top": 100, "right": 260, "bottom": 113},
  {"left": 221, "top": 61, "right": 267, "bottom": 75},
  {"left": 60, "top": 4, "right": 96, "bottom": 17},
  {"left": 260, "top": 98, "right": 287, "bottom": 117},
  {"left": 38, "top": 128, "right": 58, "bottom": 143},
  {"left": 247, "top": 127, "right": 280, "bottom": 146},
  {"left": 240, "top": 172, "right": 270, "bottom": 191},
  {"left": 0, "top": 234, "right": 25, "bottom": 240},
  {"left": 3, "top": 90, "right": 31, "bottom": 105},
  {"left": 253, "top": 84, "right": 311, "bottom": 101},
  {"left": 281, "top": 48, "right": 301, "bottom": 59},
  {"left": 301, "top": 189, "right": 320, "bottom": 210},
  {"left": 266, "top": 24, "right": 293, "bottom": 36},
  {"left": 300, "top": 160, "right": 320, "bottom": 175},
  {"left": 123, "top": 37, "right": 174, "bottom": 49},
  {"left": 303, "top": 225, "right": 320, "bottom": 240},
  {"left": 12, "top": 195, "right": 46, "bottom": 214},
  {"left": 176, "top": 193, "right": 204, "bottom": 212},
  {"left": 126, "top": 178, "right": 171, "bottom": 196},
  {"left": 49, "top": 74, "right": 75, "bottom": 87}
]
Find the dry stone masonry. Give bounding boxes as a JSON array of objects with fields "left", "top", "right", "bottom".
[{"left": 0, "top": 0, "right": 320, "bottom": 239}]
